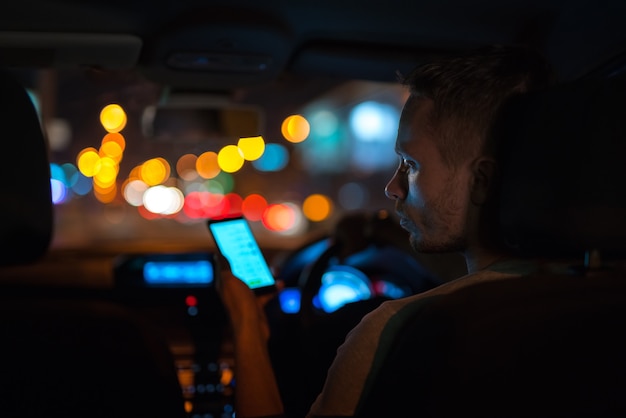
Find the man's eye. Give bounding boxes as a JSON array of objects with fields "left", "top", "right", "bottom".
[{"left": 399, "top": 158, "right": 416, "bottom": 173}]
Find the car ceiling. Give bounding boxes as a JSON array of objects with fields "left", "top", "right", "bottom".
[{"left": 1, "top": 0, "right": 626, "bottom": 93}]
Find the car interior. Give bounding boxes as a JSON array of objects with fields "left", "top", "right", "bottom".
[{"left": 1, "top": 1, "right": 626, "bottom": 417}]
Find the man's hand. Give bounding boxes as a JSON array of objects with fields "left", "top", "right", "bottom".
[
  {"left": 214, "top": 253, "right": 281, "bottom": 342},
  {"left": 213, "top": 253, "right": 286, "bottom": 417}
]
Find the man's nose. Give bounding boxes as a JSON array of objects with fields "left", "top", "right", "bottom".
[{"left": 385, "top": 171, "right": 403, "bottom": 200}]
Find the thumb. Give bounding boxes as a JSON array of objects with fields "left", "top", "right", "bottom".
[{"left": 214, "top": 252, "right": 232, "bottom": 271}]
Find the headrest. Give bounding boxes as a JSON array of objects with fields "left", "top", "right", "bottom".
[
  {"left": 495, "top": 74, "right": 626, "bottom": 260},
  {"left": 0, "top": 69, "right": 53, "bottom": 266}
]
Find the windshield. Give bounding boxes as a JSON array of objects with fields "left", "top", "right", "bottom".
[{"left": 22, "top": 67, "right": 407, "bottom": 252}]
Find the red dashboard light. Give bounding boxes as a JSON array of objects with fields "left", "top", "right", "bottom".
[{"left": 185, "top": 295, "right": 198, "bottom": 307}]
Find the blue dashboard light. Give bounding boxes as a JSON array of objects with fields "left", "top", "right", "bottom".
[
  {"left": 279, "top": 288, "right": 301, "bottom": 314},
  {"left": 317, "top": 265, "right": 372, "bottom": 313},
  {"left": 143, "top": 260, "right": 213, "bottom": 286}
]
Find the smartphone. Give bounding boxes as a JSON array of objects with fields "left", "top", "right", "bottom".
[{"left": 207, "top": 216, "right": 276, "bottom": 294}]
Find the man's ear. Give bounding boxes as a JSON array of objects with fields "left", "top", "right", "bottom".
[{"left": 470, "top": 157, "right": 497, "bottom": 205}]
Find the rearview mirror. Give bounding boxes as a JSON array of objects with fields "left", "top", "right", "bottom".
[{"left": 142, "top": 99, "right": 264, "bottom": 143}]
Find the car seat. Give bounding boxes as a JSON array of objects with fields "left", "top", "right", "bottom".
[
  {"left": 0, "top": 69, "right": 186, "bottom": 418},
  {"left": 353, "top": 74, "right": 626, "bottom": 417}
]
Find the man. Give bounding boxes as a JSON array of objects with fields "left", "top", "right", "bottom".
[{"left": 217, "top": 44, "right": 554, "bottom": 418}]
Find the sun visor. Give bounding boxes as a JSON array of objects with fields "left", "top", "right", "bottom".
[{"left": 0, "top": 32, "right": 141, "bottom": 68}]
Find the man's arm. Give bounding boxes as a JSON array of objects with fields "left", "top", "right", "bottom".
[{"left": 217, "top": 267, "right": 285, "bottom": 418}]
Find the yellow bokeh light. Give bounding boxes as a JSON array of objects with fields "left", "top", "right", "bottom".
[
  {"left": 127, "top": 165, "right": 142, "bottom": 182},
  {"left": 100, "top": 104, "right": 127, "bottom": 133},
  {"left": 101, "top": 132, "right": 126, "bottom": 152},
  {"left": 218, "top": 145, "right": 245, "bottom": 173},
  {"left": 238, "top": 136, "right": 265, "bottom": 161},
  {"left": 93, "top": 182, "right": 117, "bottom": 203},
  {"left": 77, "top": 147, "right": 101, "bottom": 177},
  {"left": 99, "top": 140, "right": 123, "bottom": 163},
  {"left": 303, "top": 193, "right": 333, "bottom": 222},
  {"left": 196, "top": 151, "right": 221, "bottom": 179},
  {"left": 93, "top": 157, "right": 119, "bottom": 187},
  {"left": 141, "top": 157, "right": 170, "bottom": 186},
  {"left": 281, "top": 114, "right": 310, "bottom": 143}
]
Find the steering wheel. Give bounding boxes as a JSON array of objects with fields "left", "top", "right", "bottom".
[{"left": 266, "top": 209, "right": 445, "bottom": 417}]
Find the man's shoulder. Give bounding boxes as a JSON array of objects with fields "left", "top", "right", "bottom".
[{"left": 368, "top": 267, "right": 522, "bottom": 323}]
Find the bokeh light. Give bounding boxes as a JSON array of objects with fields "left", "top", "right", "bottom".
[
  {"left": 183, "top": 191, "right": 229, "bottom": 219},
  {"left": 349, "top": 101, "right": 399, "bottom": 172},
  {"left": 93, "top": 157, "right": 118, "bottom": 187},
  {"left": 123, "top": 179, "right": 149, "bottom": 207},
  {"left": 252, "top": 143, "right": 289, "bottom": 172},
  {"left": 143, "top": 185, "right": 184, "bottom": 215},
  {"left": 218, "top": 145, "right": 245, "bottom": 173},
  {"left": 61, "top": 163, "right": 78, "bottom": 186},
  {"left": 263, "top": 203, "right": 296, "bottom": 232},
  {"left": 70, "top": 170, "right": 92, "bottom": 196},
  {"left": 349, "top": 101, "right": 398, "bottom": 143},
  {"left": 309, "top": 109, "right": 339, "bottom": 138},
  {"left": 213, "top": 171, "right": 235, "bottom": 194},
  {"left": 262, "top": 202, "right": 306, "bottom": 235},
  {"left": 298, "top": 107, "right": 347, "bottom": 173},
  {"left": 93, "top": 182, "right": 117, "bottom": 203},
  {"left": 224, "top": 193, "right": 243, "bottom": 215},
  {"left": 101, "top": 132, "right": 126, "bottom": 152},
  {"left": 99, "top": 140, "right": 123, "bottom": 163},
  {"left": 46, "top": 118, "right": 72, "bottom": 151},
  {"left": 50, "top": 178, "right": 67, "bottom": 204},
  {"left": 77, "top": 147, "right": 101, "bottom": 177},
  {"left": 177, "top": 153, "right": 199, "bottom": 181},
  {"left": 50, "top": 163, "right": 66, "bottom": 185},
  {"left": 281, "top": 114, "right": 310, "bottom": 143},
  {"left": 303, "top": 194, "right": 333, "bottom": 222},
  {"left": 196, "top": 151, "right": 220, "bottom": 179},
  {"left": 141, "top": 157, "right": 170, "bottom": 186},
  {"left": 100, "top": 104, "right": 127, "bottom": 133},
  {"left": 238, "top": 136, "right": 265, "bottom": 161},
  {"left": 242, "top": 194, "right": 268, "bottom": 221}
]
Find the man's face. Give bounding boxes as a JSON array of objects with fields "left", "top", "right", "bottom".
[{"left": 385, "top": 97, "right": 473, "bottom": 253}]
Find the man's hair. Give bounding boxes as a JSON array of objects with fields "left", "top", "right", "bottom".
[{"left": 400, "top": 45, "right": 555, "bottom": 167}]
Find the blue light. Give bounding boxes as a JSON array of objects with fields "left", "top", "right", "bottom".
[
  {"left": 50, "top": 178, "right": 67, "bottom": 204},
  {"left": 375, "top": 280, "right": 407, "bottom": 299},
  {"left": 252, "top": 143, "right": 289, "bottom": 172},
  {"left": 143, "top": 260, "right": 213, "bottom": 285},
  {"left": 347, "top": 101, "right": 400, "bottom": 172},
  {"left": 349, "top": 101, "right": 399, "bottom": 143},
  {"left": 70, "top": 171, "right": 92, "bottom": 196},
  {"left": 279, "top": 288, "right": 302, "bottom": 314},
  {"left": 62, "top": 163, "right": 79, "bottom": 187},
  {"left": 317, "top": 265, "right": 372, "bottom": 313},
  {"left": 310, "top": 109, "right": 339, "bottom": 138},
  {"left": 50, "top": 163, "right": 67, "bottom": 184}
]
